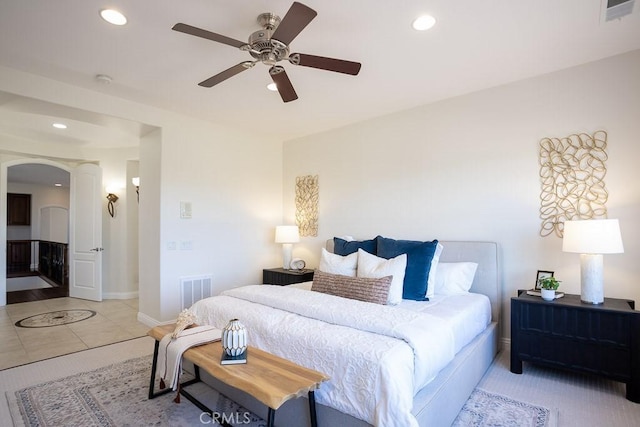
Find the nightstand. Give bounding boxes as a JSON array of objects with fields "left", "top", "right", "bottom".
[
  {"left": 263, "top": 268, "right": 314, "bottom": 286},
  {"left": 511, "top": 290, "right": 640, "bottom": 402}
]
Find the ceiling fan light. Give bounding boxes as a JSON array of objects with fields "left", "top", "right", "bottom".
[
  {"left": 100, "top": 9, "right": 127, "bottom": 26},
  {"left": 267, "top": 83, "right": 278, "bottom": 91},
  {"left": 412, "top": 15, "right": 436, "bottom": 31}
]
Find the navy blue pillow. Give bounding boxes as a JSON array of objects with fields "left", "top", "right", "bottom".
[
  {"left": 375, "top": 236, "right": 439, "bottom": 301},
  {"left": 333, "top": 237, "right": 376, "bottom": 256}
]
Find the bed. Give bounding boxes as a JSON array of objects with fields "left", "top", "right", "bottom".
[{"left": 189, "top": 240, "right": 500, "bottom": 427}]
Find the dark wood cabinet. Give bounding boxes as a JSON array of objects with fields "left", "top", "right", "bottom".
[
  {"left": 511, "top": 290, "right": 640, "bottom": 402},
  {"left": 7, "top": 193, "right": 31, "bottom": 225},
  {"left": 263, "top": 268, "right": 314, "bottom": 286},
  {"left": 7, "top": 240, "right": 31, "bottom": 274}
]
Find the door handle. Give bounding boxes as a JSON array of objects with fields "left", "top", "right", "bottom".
[{"left": 90, "top": 247, "right": 104, "bottom": 252}]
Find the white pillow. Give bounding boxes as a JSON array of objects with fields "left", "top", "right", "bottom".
[
  {"left": 319, "top": 248, "right": 357, "bottom": 277},
  {"left": 356, "top": 248, "right": 407, "bottom": 305},
  {"left": 426, "top": 242, "right": 444, "bottom": 298},
  {"left": 434, "top": 262, "right": 478, "bottom": 295}
]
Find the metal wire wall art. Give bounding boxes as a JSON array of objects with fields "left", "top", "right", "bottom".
[
  {"left": 539, "top": 130, "right": 609, "bottom": 237},
  {"left": 295, "top": 175, "right": 319, "bottom": 237}
]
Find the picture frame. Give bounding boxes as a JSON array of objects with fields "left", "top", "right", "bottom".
[{"left": 535, "top": 270, "right": 554, "bottom": 290}]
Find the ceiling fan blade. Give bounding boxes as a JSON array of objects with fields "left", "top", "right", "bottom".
[
  {"left": 172, "top": 23, "right": 246, "bottom": 49},
  {"left": 269, "top": 66, "right": 298, "bottom": 102},
  {"left": 270, "top": 2, "right": 317, "bottom": 46},
  {"left": 199, "top": 62, "right": 254, "bottom": 88},
  {"left": 289, "top": 53, "right": 361, "bottom": 75}
]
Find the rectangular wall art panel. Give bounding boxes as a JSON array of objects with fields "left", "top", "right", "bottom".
[
  {"left": 539, "top": 130, "right": 609, "bottom": 237},
  {"left": 295, "top": 175, "right": 319, "bottom": 237}
]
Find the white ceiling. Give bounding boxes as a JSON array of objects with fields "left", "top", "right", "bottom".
[
  {"left": 0, "top": 0, "right": 639, "bottom": 148},
  {"left": 7, "top": 163, "right": 70, "bottom": 188}
]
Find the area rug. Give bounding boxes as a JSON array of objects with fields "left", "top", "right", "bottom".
[
  {"left": 452, "top": 388, "right": 555, "bottom": 427},
  {"left": 6, "top": 355, "right": 266, "bottom": 427}
]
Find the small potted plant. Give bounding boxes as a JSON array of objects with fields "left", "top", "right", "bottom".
[{"left": 538, "top": 276, "right": 561, "bottom": 301}]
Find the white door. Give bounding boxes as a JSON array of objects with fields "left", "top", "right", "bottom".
[{"left": 69, "top": 163, "right": 103, "bottom": 301}]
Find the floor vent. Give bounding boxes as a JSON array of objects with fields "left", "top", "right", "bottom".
[{"left": 180, "top": 275, "right": 213, "bottom": 310}]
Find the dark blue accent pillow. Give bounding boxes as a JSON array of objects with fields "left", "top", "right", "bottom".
[
  {"left": 333, "top": 237, "right": 376, "bottom": 256},
  {"left": 375, "top": 236, "right": 439, "bottom": 301}
]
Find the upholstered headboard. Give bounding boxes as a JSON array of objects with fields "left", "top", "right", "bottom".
[
  {"left": 325, "top": 239, "right": 500, "bottom": 323},
  {"left": 438, "top": 241, "right": 500, "bottom": 323}
]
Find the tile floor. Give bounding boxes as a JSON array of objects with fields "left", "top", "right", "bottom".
[{"left": 0, "top": 297, "right": 149, "bottom": 370}]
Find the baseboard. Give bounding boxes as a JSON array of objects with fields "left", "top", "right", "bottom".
[
  {"left": 102, "top": 291, "right": 139, "bottom": 300},
  {"left": 501, "top": 337, "right": 511, "bottom": 352},
  {"left": 137, "top": 311, "right": 177, "bottom": 328}
]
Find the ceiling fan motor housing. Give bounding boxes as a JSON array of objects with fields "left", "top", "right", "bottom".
[{"left": 247, "top": 13, "right": 290, "bottom": 66}]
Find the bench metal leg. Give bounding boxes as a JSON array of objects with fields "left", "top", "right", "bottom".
[
  {"left": 148, "top": 339, "right": 160, "bottom": 399},
  {"left": 180, "top": 387, "right": 233, "bottom": 427},
  {"left": 148, "top": 339, "right": 173, "bottom": 399},
  {"left": 266, "top": 408, "right": 275, "bottom": 427},
  {"left": 308, "top": 390, "right": 318, "bottom": 427},
  {"left": 149, "top": 339, "right": 200, "bottom": 399}
]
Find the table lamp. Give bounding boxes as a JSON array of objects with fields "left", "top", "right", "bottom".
[
  {"left": 275, "top": 225, "right": 300, "bottom": 270},
  {"left": 562, "top": 219, "right": 624, "bottom": 304}
]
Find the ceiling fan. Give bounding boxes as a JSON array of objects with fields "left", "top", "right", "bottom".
[{"left": 172, "top": 2, "right": 361, "bottom": 102}]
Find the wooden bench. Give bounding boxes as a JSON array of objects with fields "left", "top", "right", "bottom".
[{"left": 148, "top": 324, "right": 329, "bottom": 427}]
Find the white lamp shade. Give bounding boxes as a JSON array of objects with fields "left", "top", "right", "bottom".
[
  {"left": 275, "top": 225, "right": 300, "bottom": 243},
  {"left": 131, "top": 176, "right": 140, "bottom": 187},
  {"left": 562, "top": 219, "right": 624, "bottom": 254}
]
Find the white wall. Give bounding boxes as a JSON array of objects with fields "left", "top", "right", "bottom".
[
  {"left": 0, "top": 66, "right": 284, "bottom": 323},
  {"left": 156, "top": 119, "right": 283, "bottom": 321},
  {"left": 283, "top": 49, "right": 640, "bottom": 341},
  {"left": 126, "top": 160, "right": 140, "bottom": 303}
]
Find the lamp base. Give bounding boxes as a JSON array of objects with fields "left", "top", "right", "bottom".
[
  {"left": 580, "top": 253, "right": 604, "bottom": 304},
  {"left": 282, "top": 243, "right": 293, "bottom": 270}
]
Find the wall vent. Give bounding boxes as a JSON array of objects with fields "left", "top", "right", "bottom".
[
  {"left": 180, "top": 275, "right": 213, "bottom": 310},
  {"left": 603, "top": 0, "right": 635, "bottom": 21}
]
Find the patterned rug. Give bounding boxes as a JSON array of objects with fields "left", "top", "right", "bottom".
[
  {"left": 6, "top": 355, "right": 555, "bottom": 427},
  {"left": 6, "top": 356, "right": 266, "bottom": 427},
  {"left": 452, "top": 388, "right": 555, "bottom": 427}
]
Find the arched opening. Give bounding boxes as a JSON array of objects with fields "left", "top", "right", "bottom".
[{"left": 2, "top": 160, "right": 71, "bottom": 304}]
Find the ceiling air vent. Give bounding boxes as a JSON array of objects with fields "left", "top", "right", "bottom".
[{"left": 603, "top": 0, "right": 635, "bottom": 21}]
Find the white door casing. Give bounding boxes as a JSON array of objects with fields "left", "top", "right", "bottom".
[{"left": 69, "top": 163, "right": 103, "bottom": 301}]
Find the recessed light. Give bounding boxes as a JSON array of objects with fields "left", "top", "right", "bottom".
[
  {"left": 412, "top": 15, "right": 436, "bottom": 31},
  {"left": 266, "top": 83, "right": 278, "bottom": 91},
  {"left": 100, "top": 9, "right": 127, "bottom": 26},
  {"left": 52, "top": 123, "right": 67, "bottom": 129},
  {"left": 54, "top": 183, "right": 62, "bottom": 187}
]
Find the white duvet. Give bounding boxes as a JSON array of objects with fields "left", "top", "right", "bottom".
[{"left": 190, "top": 285, "right": 481, "bottom": 427}]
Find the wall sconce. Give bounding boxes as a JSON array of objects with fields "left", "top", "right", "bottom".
[
  {"left": 562, "top": 219, "right": 624, "bottom": 304},
  {"left": 275, "top": 225, "right": 300, "bottom": 270},
  {"left": 132, "top": 176, "right": 140, "bottom": 203},
  {"left": 105, "top": 187, "right": 119, "bottom": 218}
]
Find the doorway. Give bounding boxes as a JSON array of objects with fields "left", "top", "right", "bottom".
[{"left": 4, "top": 162, "right": 70, "bottom": 304}]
